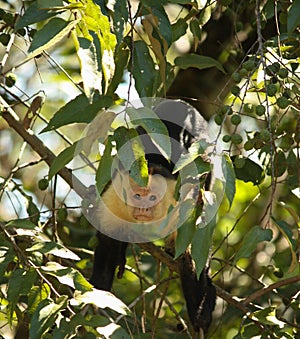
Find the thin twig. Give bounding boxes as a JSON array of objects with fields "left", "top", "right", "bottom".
[{"left": 244, "top": 275, "right": 300, "bottom": 305}]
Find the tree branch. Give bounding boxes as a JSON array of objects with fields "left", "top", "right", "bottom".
[
  {"left": 244, "top": 275, "right": 300, "bottom": 305},
  {"left": 1, "top": 101, "right": 87, "bottom": 198}
]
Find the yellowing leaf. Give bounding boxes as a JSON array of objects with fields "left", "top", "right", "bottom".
[{"left": 82, "top": 110, "right": 116, "bottom": 155}]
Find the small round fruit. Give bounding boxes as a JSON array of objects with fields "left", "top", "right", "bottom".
[
  {"left": 260, "top": 129, "right": 271, "bottom": 142},
  {"left": 0, "top": 33, "right": 10, "bottom": 46},
  {"left": 280, "top": 135, "right": 294, "bottom": 150},
  {"left": 231, "top": 114, "right": 241, "bottom": 125},
  {"left": 254, "top": 139, "right": 264, "bottom": 149},
  {"left": 276, "top": 96, "right": 289, "bottom": 109},
  {"left": 292, "top": 84, "right": 300, "bottom": 94},
  {"left": 38, "top": 178, "right": 49, "bottom": 191},
  {"left": 266, "top": 83, "right": 277, "bottom": 97},
  {"left": 273, "top": 267, "right": 284, "bottom": 278},
  {"left": 231, "top": 133, "right": 243, "bottom": 144},
  {"left": 283, "top": 89, "right": 292, "bottom": 98},
  {"left": 232, "top": 72, "right": 242, "bottom": 83},
  {"left": 277, "top": 67, "right": 288, "bottom": 79},
  {"left": 17, "top": 28, "right": 26, "bottom": 37},
  {"left": 5, "top": 73, "right": 16, "bottom": 87},
  {"left": 243, "top": 59, "right": 256, "bottom": 71},
  {"left": 266, "top": 62, "right": 280, "bottom": 76},
  {"left": 244, "top": 103, "right": 254, "bottom": 114},
  {"left": 239, "top": 68, "right": 248, "bottom": 77},
  {"left": 231, "top": 85, "right": 240, "bottom": 96},
  {"left": 221, "top": 105, "right": 233, "bottom": 115},
  {"left": 270, "top": 76, "right": 278, "bottom": 84},
  {"left": 255, "top": 104, "right": 266, "bottom": 116},
  {"left": 235, "top": 21, "right": 243, "bottom": 32},
  {"left": 57, "top": 208, "right": 68, "bottom": 222},
  {"left": 214, "top": 114, "right": 223, "bottom": 125},
  {"left": 244, "top": 139, "right": 254, "bottom": 151},
  {"left": 3, "top": 12, "right": 14, "bottom": 25},
  {"left": 222, "top": 134, "right": 231, "bottom": 143}
]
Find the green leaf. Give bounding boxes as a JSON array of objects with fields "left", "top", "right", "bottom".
[
  {"left": 127, "top": 107, "right": 171, "bottom": 160},
  {"left": 191, "top": 216, "right": 216, "bottom": 277},
  {"left": 38, "top": 0, "right": 64, "bottom": 8},
  {"left": 168, "top": 0, "right": 191, "bottom": 3},
  {"left": 5, "top": 218, "right": 39, "bottom": 230},
  {"left": 29, "top": 297, "right": 68, "bottom": 339},
  {"left": 49, "top": 142, "right": 78, "bottom": 179},
  {"left": 173, "top": 139, "right": 210, "bottom": 174},
  {"left": 42, "top": 262, "right": 93, "bottom": 291},
  {"left": 28, "top": 284, "right": 51, "bottom": 315},
  {"left": 232, "top": 156, "right": 265, "bottom": 185},
  {"left": 190, "top": 18, "right": 202, "bottom": 40},
  {"left": 287, "top": 0, "right": 300, "bottom": 33},
  {"left": 239, "top": 323, "right": 262, "bottom": 338},
  {"left": 51, "top": 313, "right": 85, "bottom": 339},
  {"left": 174, "top": 54, "right": 225, "bottom": 73},
  {"left": 222, "top": 153, "right": 236, "bottom": 207},
  {"left": 107, "top": 44, "right": 130, "bottom": 95},
  {"left": 0, "top": 246, "right": 15, "bottom": 277},
  {"left": 112, "top": 0, "right": 128, "bottom": 44},
  {"left": 26, "top": 197, "right": 40, "bottom": 224},
  {"left": 234, "top": 225, "right": 273, "bottom": 263},
  {"left": 131, "top": 40, "right": 159, "bottom": 97},
  {"left": 171, "top": 18, "right": 188, "bottom": 42},
  {"left": 27, "top": 242, "right": 81, "bottom": 261},
  {"left": 113, "top": 126, "right": 148, "bottom": 187},
  {"left": 97, "top": 323, "right": 131, "bottom": 339},
  {"left": 82, "top": 110, "right": 115, "bottom": 155},
  {"left": 7, "top": 268, "right": 38, "bottom": 324},
  {"left": 15, "top": 2, "right": 58, "bottom": 30},
  {"left": 96, "top": 137, "right": 114, "bottom": 196},
  {"left": 198, "top": 2, "right": 213, "bottom": 25},
  {"left": 81, "top": 0, "right": 117, "bottom": 88},
  {"left": 175, "top": 200, "right": 196, "bottom": 258},
  {"left": 41, "top": 94, "right": 112, "bottom": 132},
  {"left": 76, "top": 37, "right": 102, "bottom": 100},
  {"left": 141, "top": 0, "right": 172, "bottom": 46},
  {"left": 28, "top": 18, "right": 79, "bottom": 57},
  {"left": 71, "top": 290, "right": 130, "bottom": 315},
  {"left": 272, "top": 218, "right": 298, "bottom": 273},
  {"left": 249, "top": 307, "right": 286, "bottom": 327}
]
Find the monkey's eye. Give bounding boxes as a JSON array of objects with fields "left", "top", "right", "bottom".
[
  {"left": 133, "top": 193, "right": 142, "bottom": 200},
  {"left": 149, "top": 195, "right": 157, "bottom": 201}
]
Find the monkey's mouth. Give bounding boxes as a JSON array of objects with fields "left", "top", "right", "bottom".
[{"left": 133, "top": 215, "right": 153, "bottom": 222}]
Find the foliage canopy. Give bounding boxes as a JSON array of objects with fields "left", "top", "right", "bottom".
[{"left": 0, "top": 0, "right": 299, "bottom": 338}]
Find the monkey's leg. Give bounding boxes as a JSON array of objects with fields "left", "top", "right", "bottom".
[
  {"left": 178, "top": 251, "right": 216, "bottom": 333},
  {"left": 90, "top": 232, "right": 128, "bottom": 291}
]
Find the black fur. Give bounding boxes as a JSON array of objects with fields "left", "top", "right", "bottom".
[
  {"left": 90, "top": 100, "right": 216, "bottom": 333},
  {"left": 178, "top": 253, "right": 216, "bottom": 333},
  {"left": 90, "top": 233, "right": 128, "bottom": 291}
]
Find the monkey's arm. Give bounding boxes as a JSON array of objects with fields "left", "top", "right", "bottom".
[{"left": 90, "top": 232, "right": 128, "bottom": 291}]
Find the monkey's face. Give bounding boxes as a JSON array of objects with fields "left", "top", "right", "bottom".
[
  {"left": 127, "top": 174, "right": 175, "bottom": 222},
  {"left": 102, "top": 171, "right": 177, "bottom": 224}
]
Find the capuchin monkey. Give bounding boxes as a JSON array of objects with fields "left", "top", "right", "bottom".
[{"left": 89, "top": 100, "right": 216, "bottom": 334}]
